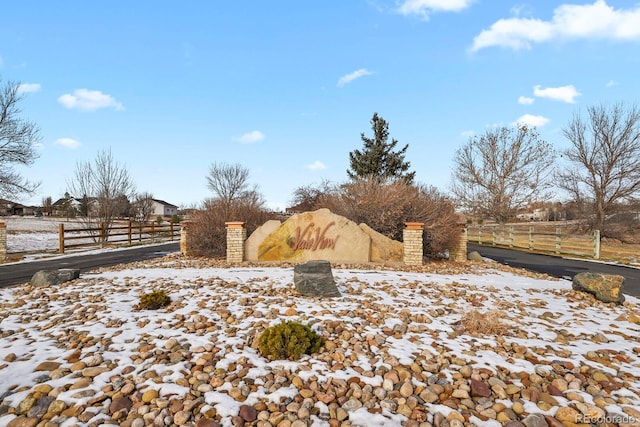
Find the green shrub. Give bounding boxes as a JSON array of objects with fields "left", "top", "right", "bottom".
[
  {"left": 137, "top": 289, "right": 171, "bottom": 310},
  {"left": 258, "top": 321, "right": 323, "bottom": 361}
]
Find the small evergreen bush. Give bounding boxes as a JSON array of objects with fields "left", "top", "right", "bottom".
[
  {"left": 137, "top": 289, "right": 171, "bottom": 310},
  {"left": 258, "top": 321, "right": 323, "bottom": 361}
]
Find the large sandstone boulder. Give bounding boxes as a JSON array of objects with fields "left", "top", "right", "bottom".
[
  {"left": 358, "top": 223, "right": 402, "bottom": 263},
  {"left": 31, "top": 269, "right": 80, "bottom": 287},
  {"left": 293, "top": 260, "right": 341, "bottom": 297},
  {"left": 572, "top": 272, "right": 625, "bottom": 304},
  {"left": 257, "top": 209, "right": 371, "bottom": 263},
  {"left": 245, "top": 220, "right": 282, "bottom": 261}
]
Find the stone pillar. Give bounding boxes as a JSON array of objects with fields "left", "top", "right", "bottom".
[
  {"left": 450, "top": 223, "right": 468, "bottom": 262},
  {"left": 403, "top": 222, "right": 424, "bottom": 266},
  {"left": 0, "top": 222, "right": 6, "bottom": 262},
  {"left": 180, "top": 221, "right": 192, "bottom": 256},
  {"left": 226, "top": 221, "right": 246, "bottom": 263}
]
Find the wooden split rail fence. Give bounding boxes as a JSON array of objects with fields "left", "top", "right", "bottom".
[
  {"left": 467, "top": 224, "right": 601, "bottom": 259},
  {"left": 58, "top": 221, "right": 180, "bottom": 254}
]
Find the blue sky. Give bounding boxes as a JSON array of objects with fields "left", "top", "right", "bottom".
[{"left": 3, "top": 0, "right": 639, "bottom": 210}]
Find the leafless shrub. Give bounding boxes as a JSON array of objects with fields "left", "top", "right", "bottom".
[
  {"left": 458, "top": 309, "right": 510, "bottom": 336},
  {"left": 301, "top": 177, "right": 460, "bottom": 257},
  {"left": 187, "top": 198, "right": 273, "bottom": 257}
]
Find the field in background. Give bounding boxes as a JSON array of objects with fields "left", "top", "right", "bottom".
[
  {"left": 2, "top": 216, "right": 178, "bottom": 262},
  {"left": 3, "top": 217, "right": 84, "bottom": 259},
  {"left": 599, "top": 238, "right": 640, "bottom": 265}
]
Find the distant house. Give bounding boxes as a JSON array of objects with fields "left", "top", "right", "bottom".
[
  {"left": 516, "top": 208, "right": 548, "bottom": 222},
  {"left": 0, "top": 199, "right": 14, "bottom": 216},
  {"left": 52, "top": 195, "right": 100, "bottom": 217},
  {"left": 151, "top": 199, "right": 178, "bottom": 217},
  {"left": 0, "top": 199, "right": 36, "bottom": 216}
]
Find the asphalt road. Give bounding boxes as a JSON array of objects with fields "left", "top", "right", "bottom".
[
  {"left": 0, "top": 242, "right": 180, "bottom": 288},
  {"left": 2, "top": 242, "right": 637, "bottom": 297},
  {"left": 469, "top": 243, "right": 640, "bottom": 297}
]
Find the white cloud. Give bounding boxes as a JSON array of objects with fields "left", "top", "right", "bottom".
[
  {"left": 509, "top": 4, "right": 534, "bottom": 17},
  {"left": 398, "top": 0, "right": 473, "bottom": 18},
  {"left": 235, "top": 130, "right": 265, "bottom": 144},
  {"left": 533, "top": 84, "right": 581, "bottom": 103},
  {"left": 58, "top": 89, "right": 124, "bottom": 112},
  {"left": 606, "top": 80, "right": 619, "bottom": 87},
  {"left": 55, "top": 138, "right": 81, "bottom": 149},
  {"left": 461, "top": 130, "right": 475, "bottom": 138},
  {"left": 513, "top": 114, "right": 550, "bottom": 128},
  {"left": 471, "top": 0, "right": 640, "bottom": 52},
  {"left": 337, "top": 68, "right": 374, "bottom": 87},
  {"left": 17, "top": 83, "right": 41, "bottom": 94},
  {"left": 518, "top": 96, "right": 535, "bottom": 105},
  {"left": 306, "top": 161, "right": 327, "bottom": 171}
]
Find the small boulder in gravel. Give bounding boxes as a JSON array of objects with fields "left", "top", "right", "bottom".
[
  {"left": 467, "top": 251, "right": 484, "bottom": 262},
  {"left": 30, "top": 269, "right": 80, "bottom": 287},
  {"left": 572, "top": 272, "right": 625, "bottom": 304},
  {"left": 293, "top": 260, "right": 341, "bottom": 297}
]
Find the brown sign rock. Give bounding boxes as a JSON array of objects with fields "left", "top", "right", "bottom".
[{"left": 257, "top": 209, "right": 371, "bottom": 263}]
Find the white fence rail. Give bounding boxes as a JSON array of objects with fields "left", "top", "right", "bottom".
[{"left": 467, "top": 224, "right": 600, "bottom": 259}]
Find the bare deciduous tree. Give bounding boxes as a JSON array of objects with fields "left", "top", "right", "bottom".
[
  {"left": 206, "top": 162, "right": 264, "bottom": 215},
  {"left": 67, "top": 149, "right": 136, "bottom": 242},
  {"left": 0, "top": 80, "right": 41, "bottom": 198},
  {"left": 42, "top": 196, "right": 52, "bottom": 216},
  {"left": 206, "top": 163, "right": 250, "bottom": 204},
  {"left": 133, "top": 192, "right": 155, "bottom": 222},
  {"left": 451, "top": 126, "right": 556, "bottom": 223},
  {"left": 557, "top": 102, "right": 640, "bottom": 235}
]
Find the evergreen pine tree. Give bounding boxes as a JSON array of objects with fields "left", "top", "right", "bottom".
[{"left": 348, "top": 113, "right": 415, "bottom": 183}]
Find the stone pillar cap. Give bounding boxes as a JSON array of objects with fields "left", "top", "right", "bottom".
[
  {"left": 404, "top": 222, "right": 424, "bottom": 230},
  {"left": 225, "top": 221, "right": 245, "bottom": 229}
]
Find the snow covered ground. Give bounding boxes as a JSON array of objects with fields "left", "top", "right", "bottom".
[
  {"left": 0, "top": 256, "right": 639, "bottom": 426},
  {"left": 2, "top": 216, "right": 84, "bottom": 254},
  {"left": 2, "top": 217, "right": 171, "bottom": 259},
  {"left": 1, "top": 216, "right": 639, "bottom": 426}
]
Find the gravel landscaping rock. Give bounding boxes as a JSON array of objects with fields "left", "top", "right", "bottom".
[{"left": 0, "top": 254, "right": 638, "bottom": 426}]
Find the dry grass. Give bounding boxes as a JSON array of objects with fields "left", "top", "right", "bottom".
[
  {"left": 458, "top": 309, "right": 511, "bottom": 336},
  {"left": 600, "top": 238, "right": 640, "bottom": 265}
]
